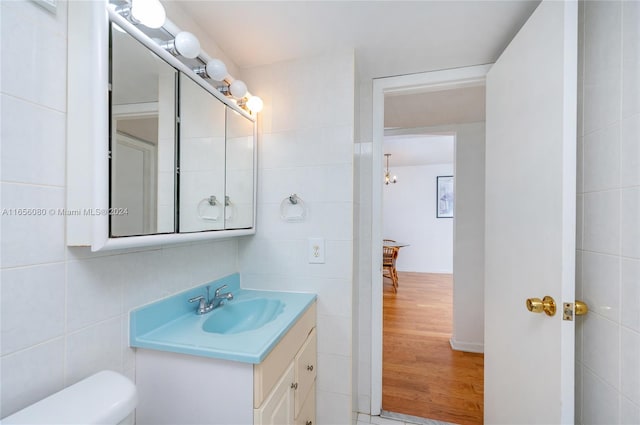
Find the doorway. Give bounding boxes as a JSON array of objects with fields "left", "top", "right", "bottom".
[{"left": 370, "top": 65, "right": 491, "bottom": 417}]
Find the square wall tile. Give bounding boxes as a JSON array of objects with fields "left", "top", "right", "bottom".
[
  {"left": 1, "top": 94, "right": 66, "bottom": 186},
  {"left": 0, "top": 338, "right": 64, "bottom": 418},
  {"left": 583, "top": 190, "right": 620, "bottom": 255},
  {"left": 317, "top": 314, "right": 351, "bottom": 357},
  {"left": 317, "top": 353, "right": 351, "bottom": 395},
  {"left": 582, "top": 251, "right": 620, "bottom": 321},
  {"left": 582, "top": 368, "right": 620, "bottom": 425},
  {"left": 316, "top": 390, "right": 352, "bottom": 425},
  {"left": 575, "top": 362, "right": 583, "bottom": 425},
  {"left": 622, "top": 258, "right": 640, "bottom": 332},
  {"left": 583, "top": 0, "right": 621, "bottom": 134},
  {"left": 621, "top": 188, "right": 640, "bottom": 259},
  {"left": 66, "top": 256, "right": 124, "bottom": 331},
  {"left": 583, "top": 313, "right": 619, "bottom": 389},
  {"left": 576, "top": 193, "right": 584, "bottom": 250},
  {"left": 1, "top": 263, "right": 65, "bottom": 355},
  {"left": 65, "top": 317, "right": 122, "bottom": 385},
  {"left": 622, "top": 397, "right": 640, "bottom": 425},
  {"left": 0, "top": 183, "right": 65, "bottom": 268},
  {"left": 576, "top": 250, "right": 583, "bottom": 299},
  {"left": 621, "top": 328, "right": 640, "bottom": 404},
  {"left": 622, "top": 0, "right": 640, "bottom": 117},
  {"left": 582, "top": 124, "right": 620, "bottom": 192},
  {"left": 0, "top": 0, "right": 67, "bottom": 112},
  {"left": 621, "top": 115, "right": 640, "bottom": 187}
]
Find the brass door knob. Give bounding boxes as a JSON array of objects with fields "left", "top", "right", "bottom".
[
  {"left": 526, "top": 295, "right": 556, "bottom": 316},
  {"left": 575, "top": 300, "right": 588, "bottom": 316}
]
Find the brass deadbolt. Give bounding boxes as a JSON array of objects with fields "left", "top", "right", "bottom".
[
  {"left": 575, "top": 300, "right": 588, "bottom": 316},
  {"left": 526, "top": 295, "right": 557, "bottom": 316}
]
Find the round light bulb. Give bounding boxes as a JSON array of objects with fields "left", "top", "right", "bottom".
[
  {"left": 246, "top": 96, "right": 264, "bottom": 113},
  {"left": 205, "top": 59, "right": 228, "bottom": 81},
  {"left": 229, "top": 80, "right": 248, "bottom": 99},
  {"left": 174, "top": 31, "right": 200, "bottom": 59},
  {"left": 131, "top": 0, "right": 166, "bottom": 29}
]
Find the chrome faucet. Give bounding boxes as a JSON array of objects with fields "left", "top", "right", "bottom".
[{"left": 188, "top": 284, "right": 234, "bottom": 315}]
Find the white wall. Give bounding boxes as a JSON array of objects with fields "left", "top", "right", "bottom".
[
  {"left": 452, "top": 123, "right": 486, "bottom": 352},
  {"left": 0, "top": 1, "right": 239, "bottom": 418},
  {"left": 238, "top": 51, "right": 355, "bottom": 425},
  {"left": 576, "top": 1, "right": 640, "bottom": 423},
  {"left": 382, "top": 163, "right": 454, "bottom": 273}
]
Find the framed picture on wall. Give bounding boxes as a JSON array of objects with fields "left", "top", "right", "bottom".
[{"left": 436, "top": 175, "right": 454, "bottom": 218}]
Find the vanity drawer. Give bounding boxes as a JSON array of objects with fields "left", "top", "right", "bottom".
[
  {"left": 254, "top": 303, "right": 316, "bottom": 409},
  {"left": 294, "top": 328, "right": 316, "bottom": 417}
]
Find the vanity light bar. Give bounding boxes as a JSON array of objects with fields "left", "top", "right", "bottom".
[
  {"left": 108, "top": 4, "right": 257, "bottom": 119},
  {"left": 111, "top": 1, "right": 263, "bottom": 114}
]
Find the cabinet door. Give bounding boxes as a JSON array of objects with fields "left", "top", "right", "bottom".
[
  {"left": 255, "top": 363, "right": 295, "bottom": 425},
  {"left": 294, "top": 328, "right": 317, "bottom": 416},
  {"left": 295, "top": 385, "right": 315, "bottom": 425}
]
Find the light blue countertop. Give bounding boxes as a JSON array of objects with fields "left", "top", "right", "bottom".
[{"left": 129, "top": 274, "right": 317, "bottom": 364}]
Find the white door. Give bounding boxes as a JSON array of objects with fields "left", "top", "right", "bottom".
[{"left": 484, "top": 1, "right": 577, "bottom": 423}]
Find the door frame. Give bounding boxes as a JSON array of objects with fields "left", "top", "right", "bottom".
[{"left": 370, "top": 64, "right": 492, "bottom": 415}]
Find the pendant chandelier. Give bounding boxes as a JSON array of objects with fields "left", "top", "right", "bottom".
[{"left": 384, "top": 153, "right": 397, "bottom": 185}]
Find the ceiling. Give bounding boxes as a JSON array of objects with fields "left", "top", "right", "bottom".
[
  {"left": 170, "top": 1, "right": 539, "bottom": 168},
  {"left": 176, "top": 1, "right": 540, "bottom": 80}
]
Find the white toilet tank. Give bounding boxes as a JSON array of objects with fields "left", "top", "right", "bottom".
[{"left": 1, "top": 371, "right": 137, "bottom": 425}]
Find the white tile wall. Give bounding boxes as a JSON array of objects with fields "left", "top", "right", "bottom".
[
  {"left": 239, "top": 50, "right": 355, "bottom": 425},
  {"left": 0, "top": 0, "right": 241, "bottom": 418},
  {"left": 576, "top": 1, "right": 640, "bottom": 422}
]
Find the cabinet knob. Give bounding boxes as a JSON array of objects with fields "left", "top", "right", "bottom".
[
  {"left": 291, "top": 382, "right": 298, "bottom": 390},
  {"left": 306, "top": 365, "right": 314, "bottom": 371},
  {"left": 306, "top": 421, "right": 312, "bottom": 425}
]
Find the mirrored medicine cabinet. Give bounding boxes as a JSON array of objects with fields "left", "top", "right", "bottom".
[{"left": 66, "top": 1, "right": 256, "bottom": 251}]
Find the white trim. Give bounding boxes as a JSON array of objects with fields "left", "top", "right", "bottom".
[
  {"left": 449, "top": 337, "right": 484, "bottom": 354},
  {"left": 370, "top": 64, "right": 491, "bottom": 416}
]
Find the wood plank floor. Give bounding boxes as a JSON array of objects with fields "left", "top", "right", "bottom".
[{"left": 382, "top": 272, "right": 484, "bottom": 425}]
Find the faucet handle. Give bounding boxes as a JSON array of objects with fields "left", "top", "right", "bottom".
[
  {"left": 188, "top": 295, "right": 206, "bottom": 313},
  {"left": 214, "top": 284, "right": 228, "bottom": 296},
  {"left": 188, "top": 295, "right": 205, "bottom": 303}
]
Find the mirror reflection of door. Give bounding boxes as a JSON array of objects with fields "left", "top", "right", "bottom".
[
  {"left": 110, "top": 23, "right": 176, "bottom": 237},
  {"left": 111, "top": 129, "right": 156, "bottom": 235}
]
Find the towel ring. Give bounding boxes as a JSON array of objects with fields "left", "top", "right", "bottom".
[
  {"left": 224, "top": 195, "right": 235, "bottom": 221},
  {"left": 280, "top": 193, "right": 307, "bottom": 222},
  {"left": 197, "top": 196, "right": 222, "bottom": 221}
]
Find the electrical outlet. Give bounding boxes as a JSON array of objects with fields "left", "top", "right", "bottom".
[{"left": 308, "top": 237, "right": 325, "bottom": 264}]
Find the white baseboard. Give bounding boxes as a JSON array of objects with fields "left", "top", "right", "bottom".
[{"left": 449, "top": 337, "right": 484, "bottom": 353}]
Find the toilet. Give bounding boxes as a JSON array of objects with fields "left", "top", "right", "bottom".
[{"left": 1, "top": 371, "right": 137, "bottom": 425}]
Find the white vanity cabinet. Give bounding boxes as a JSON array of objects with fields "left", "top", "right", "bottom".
[
  {"left": 135, "top": 302, "right": 316, "bottom": 425},
  {"left": 253, "top": 307, "right": 317, "bottom": 425}
]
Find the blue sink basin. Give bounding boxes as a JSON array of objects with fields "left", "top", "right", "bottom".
[{"left": 202, "top": 298, "right": 285, "bottom": 334}]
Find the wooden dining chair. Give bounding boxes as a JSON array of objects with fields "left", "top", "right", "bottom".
[{"left": 382, "top": 245, "right": 399, "bottom": 292}]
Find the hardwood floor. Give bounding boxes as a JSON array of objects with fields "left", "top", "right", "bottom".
[{"left": 382, "top": 272, "right": 484, "bottom": 425}]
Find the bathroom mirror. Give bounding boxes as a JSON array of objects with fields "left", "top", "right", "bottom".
[
  {"left": 225, "top": 109, "right": 255, "bottom": 229},
  {"left": 179, "top": 73, "right": 227, "bottom": 232},
  {"left": 110, "top": 24, "right": 177, "bottom": 237}
]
